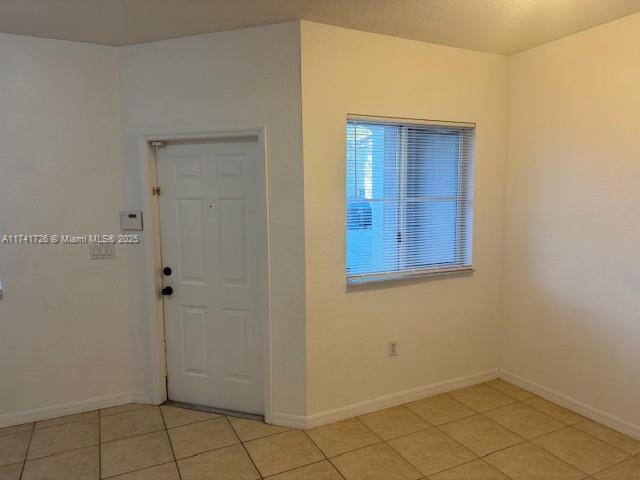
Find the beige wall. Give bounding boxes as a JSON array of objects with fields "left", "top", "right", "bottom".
[
  {"left": 0, "top": 34, "right": 132, "bottom": 424},
  {"left": 504, "top": 13, "right": 640, "bottom": 431},
  {"left": 118, "top": 22, "right": 307, "bottom": 417},
  {"left": 3, "top": 13, "right": 640, "bottom": 432},
  {"left": 300, "top": 21, "right": 509, "bottom": 416}
]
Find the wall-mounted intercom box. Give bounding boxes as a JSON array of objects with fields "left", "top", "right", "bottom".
[{"left": 120, "top": 211, "right": 143, "bottom": 231}]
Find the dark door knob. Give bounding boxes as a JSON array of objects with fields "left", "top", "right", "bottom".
[
  {"left": 161, "top": 286, "right": 173, "bottom": 296},
  {"left": 163, "top": 267, "right": 172, "bottom": 276}
]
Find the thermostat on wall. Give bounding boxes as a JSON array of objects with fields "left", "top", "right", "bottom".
[{"left": 120, "top": 211, "right": 143, "bottom": 231}]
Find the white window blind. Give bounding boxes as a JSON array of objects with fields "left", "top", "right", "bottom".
[{"left": 345, "top": 116, "right": 475, "bottom": 285}]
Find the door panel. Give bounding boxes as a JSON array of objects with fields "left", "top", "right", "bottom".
[
  {"left": 157, "top": 138, "right": 266, "bottom": 414},
  {"left": 176, "top": 199, "right": 206, "bottom": 283},
  {"left": 219, "top": 308, "right": 249, "bottom": 379},
  {"left": 181, "top": 306, "right": 208, "bottom": 376},
  {"left": 218, "top": 199, "right": 248, "bottom": 285}
]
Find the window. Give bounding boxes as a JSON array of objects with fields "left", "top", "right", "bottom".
[{"left": 345, "top": 116, "right": 474, "bottom": 284}]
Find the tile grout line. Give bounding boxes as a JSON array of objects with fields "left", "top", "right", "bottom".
[
  {"left": 231, "top": 426, "right": 330, "bottom": 479},
  {"left": 145, "top": 433, "right": 243, "bottom": 466},
  {"left": 157, "top": 404, "right": 183, "bottom": 480},
  {"left": 438, "top": 384, "right": 612, "bottom": 445},
  {"left": 454, "top": 397, "right": 536, "bottom": 480},
  {"left": 483, "top": 378, "right": 533, "bottom": 399},
  {"left": 24, "top": 441, "right": 101, "bottom": 462},
  {"left": 231, "top": 425, "right": 347, "bottom": 479},
  {"left": 98, "top": 427, "right": 165, "bottom": 447},
  {"left": 29, "top": 411, "right": 102, "bottom": 432},
  {"left": 0, "top": 428, "right": 33, "bottom": 439},
  {"left": 239, "top": 429, "right": 289, "bottom": 442},
  {"left": 510, "top": 392, "right": 587, "bottom": 425},
  {"left": 445, "top": 387, "right": 590, "bottom": 479},
  {"left": 567, "top": 421, "right": 640, "bottom": 456},
  {"left": 372, "top": 384, "right": 566, "bottom": 479},
  {"left": 588, "top": 454, "right": 635, "bottom": 477},
  {"left": 258, "top": 459, "right": 331, "bottom": 479},
  {"left": 99, "top": 410, "right": 233, "bottom": 447},
  {"left": 236, "top": 439, "right": 264, "bottom": 479},
  {"left": 160, "top": 410, "right": 226, "bottom": 430},
  {"left": 301, "top": 429, "right": 349, "bottom": 480},
  {"left": 487, "top": 425, "right": 594, "bottom": 478},
  {"left": 427, "top": 420, "right": 479, "bottom": 455},
  {"left": 136, "top": 414, "right": 272, "bottom": 478},
  {"left": 384, "top": 428, "right": 458, "bottom": 479},
  {"left": 357, "top": 410, "right": 512, "bottom": 480},
  {"left": 100, "top": 460, "right": 177, "bottom": 480},
  {"left": 172, "top": 396, "right": 632, "bottom": 477},
  {"left": 355, "top": 416, "right": 426, "bottom": 478},
  {"left": 219, "top": 416, "right": 264, "bottom": 479},
  {"left": 431, "top": 422, "right": 528, "bottom": 479},
  {"left": 517, "top": 435, "right": 591, "bottom": 478},
  {"left": 16, "top": 400, "right": 557, "bottom": 480},
  {"left": 432, "top": 387, "right": 524, "bottom": 419},
  {"left": 100, "top": 461, "right": 176, "bottom": 480},
  {"left": 301, "top": 417, "right": 384, "bottom": 479},
  {"left": 526, "top": 424, "right": 632, "bottom": 476},
  {"left": 324, "top": 439, "right": 388, "bottom": 460},
  {"left": 476, "top": 403, "right": 569, "bottom": 441},
  {"left": 426, "top": 456, "right": 507, "bottom": 480},
  {"left": 99, "top": 404, "right": 151, "bottom": 418},
  {"left": 18, "top": 422, "right": 35, "bottom": 480},
  {"left": 274, "top": 388, "right": 500, "bottom": 475},
  {"left": 9, "top": 385, "right": 639, "bottom": 479}
]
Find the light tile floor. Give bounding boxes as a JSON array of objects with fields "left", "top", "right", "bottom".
[{"left": 1, "top": 380, "right": 639, "bottom": 479}]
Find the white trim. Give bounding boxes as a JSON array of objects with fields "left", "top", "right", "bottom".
[
  {"left": 270, "top": 412, "right": 308, "bottom": 430},
  {"left": 347, "top": 114, "right": 475, "bottom": 128},
  {"left": 499, "top": 370, "right": 640, "bottom": 441},
  {"left": 260, "top": 127, "right": 274, "bottom": 424},
  {"left": 131, "top": 391, "right": 153, "bottom": 404},
  {"left": 347, "top": 266, "right": 474, "bottom": 286},
  {"left": 0, "top": 392, "right": 143, "bottom": 428},
  {"left": 139, "top": 129, "right": 273, "bottom": 420},
  {"left": 271, "top": 369, "right": 498, "bottom": 429},
  {"left": 138, "top": 137, "right": 166, "bottom": 406}
]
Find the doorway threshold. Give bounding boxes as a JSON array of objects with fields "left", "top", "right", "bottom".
[{"left": 163, "top": 400, "right": 264, "bottom": 422}]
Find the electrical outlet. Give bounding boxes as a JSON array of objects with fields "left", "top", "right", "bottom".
[{"left": 388, "top": 340, "right": 398, "bottom": 357}]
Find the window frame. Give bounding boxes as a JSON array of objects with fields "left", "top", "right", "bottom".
[{"left": 345, "top": 114, "right": 476, "bottom": 285}]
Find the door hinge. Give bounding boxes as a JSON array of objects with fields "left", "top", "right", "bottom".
[
  {"left": 152, "top": 186, "right": 161, "bottom": 196},
  {"left": 151, "top": 141, "right": 167, "bottom": 149}
]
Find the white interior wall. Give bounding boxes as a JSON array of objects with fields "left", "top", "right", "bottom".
[
  {"left": 300, "top": 21, "right": 509, "bottom": 419},
  {"left": 117, "top": 22, "right": 307, "bottom": 418},
  {"left": 503, "top": 12, "right": 640, "bottom": 436},
  {"left": 0, "top": 34, "right": 132, "bottom": 426},
  {"left": 2, "top": 13, "right": 639, "bottom": 433}
]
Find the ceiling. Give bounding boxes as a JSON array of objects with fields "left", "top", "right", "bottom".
[{"left": 1, "top": 0, "right": 640, "bottom": 54}]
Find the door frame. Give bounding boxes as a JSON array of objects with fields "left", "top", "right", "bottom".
[{"left": 137, "top": 128, "right": 273, "bottom": 423}]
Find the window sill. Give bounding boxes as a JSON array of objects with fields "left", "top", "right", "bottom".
[{"left": 346, "top": 266, "right": 474, "bottom": 286}]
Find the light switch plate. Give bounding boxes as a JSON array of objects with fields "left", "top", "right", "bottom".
[{"left": 90, "top": 243, "right": 116, "bottom": 260}]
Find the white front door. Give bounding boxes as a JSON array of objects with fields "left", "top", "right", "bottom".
[{"left": 157, "top": 138, "right": 267, "bottom": 414}]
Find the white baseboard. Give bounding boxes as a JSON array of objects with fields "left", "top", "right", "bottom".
[
  {"left": 131, "top": 391, "right": 153, "bottom": 404},
  {"left": 270, "top": 412, "right": 309, "bottom": 429},
  {"left": 271, "top": 369, "right": 499, "bottom": 429},
  {"left": 0, "top": 391, "right": 152, "bottom": 428},
  {"left": 499, "top": 370, "right": 640, "bottom": 441}
]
